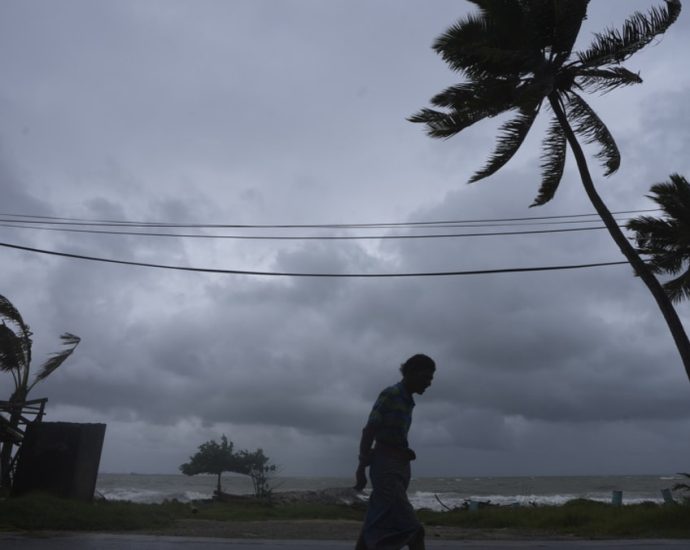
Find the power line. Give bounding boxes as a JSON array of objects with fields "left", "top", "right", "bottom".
[
  {"left": 0, "top": 208, "right": 660, "bottom": 230},
  {"left": 0, "top": 216, "right": 626, "bottom": 230},
  {"left": 0, "top": 221, "right": 608, "bottom": 240},
  {"left": 0, "top": 240, "right": 630, "bottom": 278},
  {"left": 0, "top": 216, "right": 644, "bottom": 229}
]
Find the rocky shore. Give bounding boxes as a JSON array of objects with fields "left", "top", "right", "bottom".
[
  {"left": 213, "top": 486, "right": 366, "bottom": 508},
  {"left": 272, "top": 486, "right": 366, "bottom": 507}
]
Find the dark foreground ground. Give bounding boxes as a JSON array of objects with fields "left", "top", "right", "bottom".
[{"left": 2, "top": 533, "right": 690, "bottom": 550}]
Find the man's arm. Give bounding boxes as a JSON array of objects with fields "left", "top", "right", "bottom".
[
  {"left": 358, "top": 424, "right": 375, "bottom": 463},
  {"left": 354, "top": 424, "right": 376, "bottom": 491}
]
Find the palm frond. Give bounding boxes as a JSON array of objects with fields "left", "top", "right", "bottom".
[
  {"left": 662, "top": 269, "right": 690, "bottom": 304},
  {"left": 565, "top": 93, "right": 620, "bottom": 175},
  {"left": 636, "top": 221, "right": 687, "bottom": 275},
  {"left": 627, "top": 174, "right": 690, "bottom": 302},
  {"left": 464, "top": 0, "right": 588, "bottom": 72},
  {"left": 628, "top": 176, "right": 690, "bottom": 255},
  {"left": 576, "top": 67, "right": 642, "bottom": 94},
  {"left": 433, "top": 16, "right": 497, "bottom": 77},
  {"left": 408, "top": 108, "right": 488, "bottom": 139},
  {"left": 29, "top": 332, "right": 81, "bottom": 388},
  {"left": 428, "top": 78, "right": 516, "bottom": 110},
  {"left": 0, "top": 294, "right": 32, "bottom": 377},
  {"left": 519, "top": 0, "right": 590, "bottom": 61},
  {"left": 532, "top": 117, "right": 567, "bottom": 206},
  {"left": 551, "top": 0, "right": 590, "bottom": 61},
  {"left": 0, "top": 324, "right": 23, "bottom": 374},
  {"left": 0, "top": 294, "right": 32, "bottom": 341},
  {"left": 648, "top": 175, "right": 690, "bottom": 220},
  {"left": 433, "top": 4, "right": 536, "bottom": 79},
  {"left": 409, "top": 78, "right": 523, "bottom": 139},
  {"left": 629, "top": 216, "right": 683, "bottom": 261},
  {"left": 469, "top": 102, "right": 541, "bottom": 183},
  {"left": 467, "top": 0, "right": 530, "bottom": 50},
  {"left": 577, "top": 0, "right": 681, "bottom": 68}
]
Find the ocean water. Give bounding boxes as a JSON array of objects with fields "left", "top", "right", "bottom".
[{"left": 96, "top": 473, "right": 685, "bottom": 510}]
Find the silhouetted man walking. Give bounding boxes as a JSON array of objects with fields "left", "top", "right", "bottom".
[{"left": 354, "top": 354, "right": 436, "bottom": 550}]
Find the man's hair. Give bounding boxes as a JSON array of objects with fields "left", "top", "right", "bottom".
[{"left": 400, "top": 354, "right": 436, "bottom": 377}]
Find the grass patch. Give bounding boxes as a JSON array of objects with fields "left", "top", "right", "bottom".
[
  {"left": 191, "top": 499, "right": 362, "bottom": 522},
  {"left": 418, "top": 499, "right": 690, "bottom": 538},
  {"left": 1, "top": 494, "right": 689, "bottom": 538},
  {"left": 0, "top": 493, "right": 362, "bottom": 533},
  {"left": 0, "top": 493, "right": 185, "bottom": 531}
]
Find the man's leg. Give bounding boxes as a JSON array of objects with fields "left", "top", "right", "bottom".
[
  {"left": 408, "top": 526, "right": 425, "bottom": 550},
  {"left": 355, "top": 532, "right": 368, "bottom": 550}
]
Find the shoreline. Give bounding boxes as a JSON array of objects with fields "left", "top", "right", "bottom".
[{"left": 96, "top": 473, "right": 679, "bottom": 509}]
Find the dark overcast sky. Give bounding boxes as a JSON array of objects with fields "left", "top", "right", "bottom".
[{"left": 1, "top": 0, "right": 690, "bottom": 477}]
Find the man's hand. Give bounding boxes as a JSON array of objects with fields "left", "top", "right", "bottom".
[{"left": 354, "top": 463, "right": 367, "bottom": 491}]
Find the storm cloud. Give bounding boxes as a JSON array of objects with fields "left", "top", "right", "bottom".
[{"left": 1, "top": 0, "right": 690, "bottom": 477}]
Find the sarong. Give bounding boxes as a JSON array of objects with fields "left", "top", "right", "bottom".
[{"left": 358, "top": 448, "right": 422, "bottom": 549}]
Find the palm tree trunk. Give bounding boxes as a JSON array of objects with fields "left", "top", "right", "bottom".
[
  {"left": 0, "top": 442, "right": 13, "bottom": 489},
  {"left": 0, "top": 390, "right": 28, "bottom": 489},
  {"left": 549, "top": 94, "right": 690, "bottom": 383}
]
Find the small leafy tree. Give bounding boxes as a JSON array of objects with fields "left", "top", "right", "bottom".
[
  {"left": 180, "top": 435, "right": 276, "bottom": 498},
  {"left": 0, "top": 293, "right": 81, "bottom": 488},
  {"left": 238, "top": 448, "right": 276, "bottom": 499},
  {"left": 180, "top": 435, "right": 242, "bottom": 495}
]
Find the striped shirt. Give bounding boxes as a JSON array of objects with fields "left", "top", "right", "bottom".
[{"left": 366, "top": 382, "right": 415, "bottom": 449}]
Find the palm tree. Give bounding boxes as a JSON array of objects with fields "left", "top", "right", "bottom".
[
  {"left": 410, "top": 0, "right": 690, "bottom": 383},
  {"left": 627, "top": 175, "right": 690, "bottom": 303},
  {"left": 0, "top": 293, "right": 80, "bottom": 488}
]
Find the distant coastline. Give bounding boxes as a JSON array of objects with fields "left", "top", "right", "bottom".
[{"left": 96, "top": 473, "right": 683, "bottom": 509}]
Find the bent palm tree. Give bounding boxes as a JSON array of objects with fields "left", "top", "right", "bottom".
[
  {"left": 410, "top": 0, "right": 690, "bottom": 382},
  {"left": 0, "top": 293, "right": 81, "bottom": 488},
  {"left": 628, "top": 174, "right": 690, "bottom": 303}
]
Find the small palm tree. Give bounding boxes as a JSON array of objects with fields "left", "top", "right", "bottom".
[
  {"left": 0, "top": 293, "right": 80, "bottom": 488},
  {"left": 627, "top": 175, "right": 690, "bottom": 303},
  {"left": 410, "top": 0, "right": 690, "bottom": 382}
]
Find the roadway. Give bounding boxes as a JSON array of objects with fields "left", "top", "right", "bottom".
[{"left": 2, "top": 533, "right": 690, "bottom": 549}]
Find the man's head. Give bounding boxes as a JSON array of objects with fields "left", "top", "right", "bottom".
[{"left": 400, "top": 354, "right": 435, "bottom": 395}]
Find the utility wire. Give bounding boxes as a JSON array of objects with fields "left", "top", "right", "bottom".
[
  {"left": 0, "top": 240, "right": 630, "bottom": 278},
  {"left": 0, "top": 216, "right": 626, "bottom": 230},
  {"left": 0, "top": 221, "right": 608, "bottom": 240},
  {"left": 0, "top": 209, "right": 643, "bottom": 240},
  {"left": 0, "top": 208, "right": 660, "bottom": 230}
]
